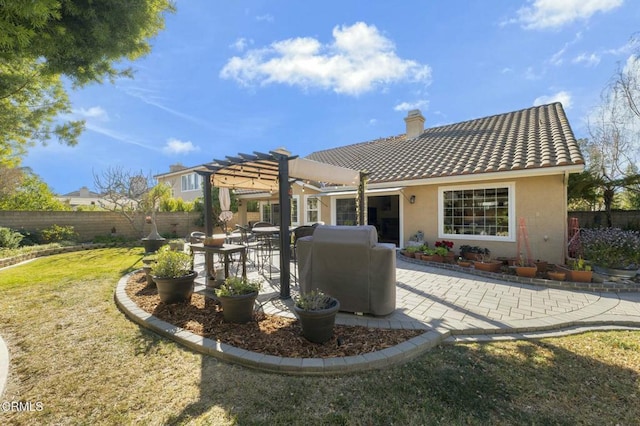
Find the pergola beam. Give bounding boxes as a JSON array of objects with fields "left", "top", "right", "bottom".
[{"left": 197, "top": 149, "right": 362, "bottom": 300}]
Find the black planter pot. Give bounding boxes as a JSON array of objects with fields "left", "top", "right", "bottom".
[
  {"left": 153, "top": 271, "right": 196, "bottom": 304},
  {"left": 142, "top": 238, "right": 166, "bottom": 254},
  {"left": 294, "top": 298, "right": 340, "bottom": 343},
  {"left": 218, "top": 292, "right": 258, "bottom": 323}
]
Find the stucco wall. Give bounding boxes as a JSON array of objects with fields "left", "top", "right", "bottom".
[{"left": 401, "top": 174, "right": 567, "bottom": 264}]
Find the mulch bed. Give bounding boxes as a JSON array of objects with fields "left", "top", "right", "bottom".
[{"left": 125, "top": 271, "right": 423, "bottom": 358}]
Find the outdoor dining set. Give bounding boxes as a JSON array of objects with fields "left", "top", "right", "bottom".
[{"left": 187, "top": 223, "right": 398, "bottom": 316}]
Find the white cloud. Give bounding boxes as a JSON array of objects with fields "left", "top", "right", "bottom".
[
  {"left": 573, "top": 52, "right": 601, "bottom": 66},
  {"left": 220, "top": 22, "right": 432, "bottom": 96},
  {"left": 501, "top": 67, "right": 513, "bottom": 74},
  {"left": 162, "top": 138, "right": 200, "bottom": 155},
  {"left": 514, "top": 0, "right": 622, "bottom": 30},
  {"left": 368, "top": 118, "right": 378, "bottom": 126},
  {"left": 533, "top": 91, "right": 572, "bottom": 109},
  {"left": 231, "top": 37, "right": 252, "bottom": 52},
  {"left": 393, "top": 100, "right": 429, "bottom": 112},
  {"left": 73, "top": 106, "right": 109, "bottom": 121}
]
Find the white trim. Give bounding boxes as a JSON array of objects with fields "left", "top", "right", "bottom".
[
  {"left": 291, "top": 195, "right": 300, "bottom": 226},
  {"left": 318, "top": 165, "right": 584, "bottom": 194},
  {"left": 438, "top": 182, "right": 516, "bottom": 242},
  {"left": 304, "top": 194, "right": 322, "bottom": 225},
  {"left": 322, "top": 187, "right": 405, "bottom": 196}
]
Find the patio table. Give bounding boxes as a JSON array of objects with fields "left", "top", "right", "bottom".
[{"left": 189, "top": 243, "right": 247, "bottom": 287}]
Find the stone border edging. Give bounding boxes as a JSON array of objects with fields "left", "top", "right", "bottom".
[
  {"left": 0, "top": 242, "right": 140, "bottom": 269},
  {"left": 398, "top": 253, "right": 640, "bottom": 292},
  {"left": 114, "top": 271, "right": 444, "bottom": 376}
]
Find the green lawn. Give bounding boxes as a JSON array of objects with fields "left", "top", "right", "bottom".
[{"left": 1, "top": 248, "right": 639, "bottom": 425}]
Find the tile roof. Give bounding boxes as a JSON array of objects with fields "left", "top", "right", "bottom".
[{"left": 306, "top": 102, "right": 584, "bottom": 184}]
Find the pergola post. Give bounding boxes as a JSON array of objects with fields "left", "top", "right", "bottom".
[
  {"left": 357, "top": 171, "right": 368, "bottom": 226},
  {"left": 200, "top": 172, "right": 213, "bottom": 236},
  {"left": 275, "top": 153, "right": 291, "bottom": 299}
]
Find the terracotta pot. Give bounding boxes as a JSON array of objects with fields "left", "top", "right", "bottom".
[
  {"left": 534, "top": 261, "right": 548, "bottom": 273},
  {"left": 422, "top": 254, "right": 443, "bottom": 262},
  {"left": 474, "top": 261, "right": 502, "bottom": 273},
  {"left": 547, "top": 271, "right": 566, "bottom": 281},
  {"left": 568, "top": 270, "right": 593, "bottom": 283},
  {"left": 515, "top": 266, "right": 537, "bottom": 278},
  {"left": 457, "top": 261, "right": 471, "bottom": 268}
]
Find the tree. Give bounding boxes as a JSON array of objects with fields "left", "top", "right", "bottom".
[
  {"left": 93, "top": 166, "right": 161, "bottom": 237},
  {"left": 94, "top": 166, "right": 178, "bottom": 238},
  {"left": 0, "top": 1, "right": 175, "bottom": 165},
  {"left": 0, "top": 167, "right": 70, "bottom": 211},
  {"left": 581, "top": 95, "right": 640, "bottom": 226}
]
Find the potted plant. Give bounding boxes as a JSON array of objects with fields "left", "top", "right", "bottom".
[
  {"left": 472, "top": 249, "right": 502, "bottom": 272},
  {"left": 151, "top": 246, "right": 196, "bottom": 304},
  {"left": 459, "top": 245, "right": 486, "bottom": 261},
  {"left": 547, "top": 268, "right": 566, "bottom": 281},
  {"left": 514, "top": 255, "right": 537, "bottom": 278},
  {"left": 294, "top": 289, "right": 340, "bottom": 343},
  {"left": 404, "top": 246, "right": 421, "bottom": 258},
  {"left": 580, "top": 227, "right": 640, "bottom": 278},
  {"left": 566, "top": 257, "right": 593, "bottom": 283},
  {"left": 457, "top": 256, "right": 472, "bottom": 267},
  {"left": 435, "top": 240, "right": 455, "bottom": 262},
  {"left": 421, "top": 247, "right": 445, "bottom": 262},
  {"left": 168, "top": 238, "right": 185, "bottom": 252},
  {"left": 215, "top": 276, "right": 262, "bottom": 323}
]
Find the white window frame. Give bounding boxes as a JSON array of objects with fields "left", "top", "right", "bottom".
[
  {"left": 181, "top": 173, "right": 203, "bottom": 192},
  {"left": 304, "top": 195, "right": 321, "bottom": 225},
  {"left": 332, "top": 196, "right": 358, "bottom": 226},
  {"left": 438, "top": 182, "right": 516, "bottom": 242},
  {"left": 291, "top": 195, "right": 300, "bottom": 226}
]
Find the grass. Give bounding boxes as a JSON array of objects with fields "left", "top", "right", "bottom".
[{"left": 1, "top": 248, "right": 639, "bottom": 425}]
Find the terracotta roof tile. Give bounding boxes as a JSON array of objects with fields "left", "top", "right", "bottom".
[{"left": 306, "top": 103, "right": 584, "bottom": 184}]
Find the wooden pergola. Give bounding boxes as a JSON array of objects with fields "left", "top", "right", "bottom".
[{"left": 196, "top": 149, "right": 366, "bottom": 299}]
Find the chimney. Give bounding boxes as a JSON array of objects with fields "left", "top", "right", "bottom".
[
  {"left": 169, "top": 163, "right": 186, "bottom": 173},
  {"left": 404, "top": 109, "right": 425, "bottom": 139}
]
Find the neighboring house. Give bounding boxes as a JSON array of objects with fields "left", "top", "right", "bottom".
[
  {"left": 155, "top": 163, "right": 206, "bottom": 202},
  {"left": 57, "top": 186, "right": 109, "bottom": 209},
  {"left": 156, "top": 102, "right": 584, "bottom": 264}
]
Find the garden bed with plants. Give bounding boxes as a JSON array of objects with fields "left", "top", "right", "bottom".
[{"left": 125, "top": 271, "right": 423, "bottom": 358}]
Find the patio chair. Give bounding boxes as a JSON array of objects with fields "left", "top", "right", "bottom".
[
  {"left": 251, "top": 222, "right": 278, "bottom": 278},
  {"left": 235, "top": 224, "right": 260, "bottom": 266},
  {"left": 296, "top": 225, "right": 396, "bottom": 316},
  {"left": 189, "top": 231, "right": 205, "bottom": 244}
]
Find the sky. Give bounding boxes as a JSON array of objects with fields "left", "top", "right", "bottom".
[{"left": 22, "top": 0, "right": 640, "bottom": 195}]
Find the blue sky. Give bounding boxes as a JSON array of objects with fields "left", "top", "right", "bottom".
[{"left": 23, "top": 0, "right": 640, "bottom": 195}]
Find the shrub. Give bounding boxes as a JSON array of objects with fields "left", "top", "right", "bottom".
[
  {"left": 40, "top": 225, "right": 78, "bottom": 244},
  {"left": 215, "top": 276, "right": 261, "bottom": 297},
  {"left": 18, "top": 229, "right": 39, "bottom": 246},
  {"left": 92, "top": 235, "right": 130, "bottom": 244},
  {"left": 580, "top": 227, "right": 640, "bottom": 268},
  {"left": 151, "top": 246, "right": 192, "bottom": 278},
  {"left": 0, "top": 227, "right": 23, "bottom": 249}
]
